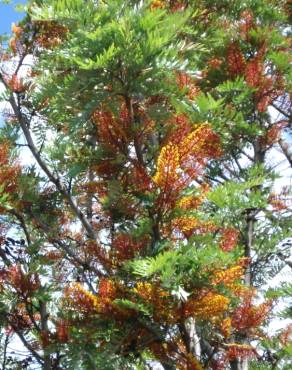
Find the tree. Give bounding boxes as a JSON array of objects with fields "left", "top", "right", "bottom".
[{"left": 0, "top": 1, "right": 291, "bottom": 369}]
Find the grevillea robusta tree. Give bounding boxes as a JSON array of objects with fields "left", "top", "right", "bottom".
[{"left": 0, "top": 1, "right": 291, "bottom": 369}]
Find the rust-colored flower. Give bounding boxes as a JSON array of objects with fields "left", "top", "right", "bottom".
[
  {"left": 219, "top": 228, "right": 239, "bottom": 252},
  {"left": 227, "top": 43, "right": 246, "bottom": 76}
]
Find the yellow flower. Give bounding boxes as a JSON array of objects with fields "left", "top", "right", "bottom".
[{"left": 185, "top": 291, "right": 230, "bottom": 319}]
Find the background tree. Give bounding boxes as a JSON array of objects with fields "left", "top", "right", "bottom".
[{"left": 0, "top": 1, "right": 291, "bottom": 369}]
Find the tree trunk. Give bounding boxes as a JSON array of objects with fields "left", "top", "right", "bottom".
[{"left": 279, "top": 137, "right": 292, "bottom": 168}]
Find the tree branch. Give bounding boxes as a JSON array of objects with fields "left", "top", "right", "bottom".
[{"left": 8, "top": 94, "right": 97, "bottom": 241}]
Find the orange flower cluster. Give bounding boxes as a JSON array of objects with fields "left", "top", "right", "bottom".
[
  {"left": 150, "top": 0, "right": 185, "bottom": 11},
  {"left": 153, "top": 143, "right": 180, "bottom": 188},
  {"left": 227, "top": 43, "right": 246, "bottom": 76},
  {"left": 12, "top": 23, "right": 23, "bottom": 37},
  {"left": 150, "top": 0, "right": 165, "bottom": 9},
  {"left": 177, "top": 184, "right": 210, "bottom": 211},
  {"left": 166, "top": 114, "right": 192, "bottom": 145},
  {"left": 92, "top": 106, "right": 130, "bottom": 153},
  {"left": 245, "top": 57, "right": 263, "bottom": 88},
  {"left": 64, "top": 283, "right": 99, "bottom": 314},
  {"left": 171, "top": 216, "right": 216, "bottom": 238},
  {"left": 0, "top": 142, "right": 20, "bottom": 200},
  {"left": 207, "top": 57, "right": 223, "bottom": 70},
  {"left": 83, "top": 240, "right": 111, "bottom": 269},
  {"left": 176, "top": 72, "right": 200, "bottom": 100},
  {"left": 219, "top": 228, "right": 240, "bottom": 252},
  {"left": 128, "top": 162, "right": 153, "bottom": 192},
  {"left": 245, "top": 54, "right": 284, "bottom": 112},
  {"left": 268, "top": 193, "right": 287, "bottom": 211},
  {"left": 10, "top": 304, "right": 37, "bottom": 331},
  {"left": 112, "top": 234, "right": 147, "bottom": 260},
  {"left": 212, "top": 265, "right": 244, "bottom": 288},
  {"left": 231, "top": 291, "right": 272, "bottom": 333},
  {"left": 33, "top": 20, "right": 68, "bottom": 49},
  {"left": 4, "top": 73, "right": 27, "bottom": 93},
  {"left": 239, "top": 10, "right": 254, "bottom": 40},
  {"left": 133, "top": 282, "right": 173, "bottom": 322},
  {"left": 44, "top": 250, "right": 64, "bottom": 262},
  {"left": 260, "top": 120, "right": 288, "bottom": 147},
  {"left": 256, "top": 75, "right": 284, "bottom": 113},
  {"left": 9, "top": 23, "right": 23, "bottom": 54},
  {"left": 220, "top": 317, "right": 232, "bottom": 338},
  {"left": 226, "top": 343, "right": 257, "bottom": 361},
  {"left": 98, "top": 278, "right": 116, "bottom": 298},
  {"left": 153, "top": 123, "right": 221, "bottom": 211},
  {"left": 279, "top": 323, "right": 292, "bottom": 346},
  {"left": 177, "top": 195, "right": 202, "bottom": 210},
  {"left": 56, "top": 320, "right": 69, "bottom": 343},
  {"left": 179, "top": 123, "right": 221, "bottom": 161},
  {"left": 224, "top": 9, "right": 285, "bottom": 113},
  {"left": 8, "top": 265, "right": 40, "bottom": 297},
  {"left": 184, "top": 291, "right": 230, "bottom": 319}
]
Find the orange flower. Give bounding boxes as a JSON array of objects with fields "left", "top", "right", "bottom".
[
  {"left": 64, "top": 283, "right": 99, "bottom": 314},
  {"left": 98, "top": 278, "right": 116, "bottom": 300},
  {"left": 153, "top": 143, "right": 180, "bottom": 187},
  {"left": 221, "top": 317, "right": 232, "bottom": 338},
  {"left": 11, "top": 23, "right": 23, "bottom": 37},
  {"left": 112, "top": 234, "right": 146, "bottom": 260},
  {"left": 9, "top": 38, "right": 17, "bottom": 54},
  {"left": 245, "top": 57, "right": 263, "bottom": 88},
  {"left": 184, "top": 291, "right": 230, "bottom": 319},
  {"left": 231, "top": 291, "right": 272, "bottom": 332},
  {"left": 219, "top": 228, "right": 239, "bottom": 252},
  {"left": 0, "top": 142, "right": 20, "bottom": 197},
  {"left": 176, "top": 71, "right": 200, "bottom": 100},
  {"left": 5, "top": 74, "right": 26, "bottom": 93},
  {"left": 153, "top": 122, "right": 221, "bottom": 212},
  {"left": 8, "top": 265, "right": 40, "bottom": 296},
  {"left": 150, "top": 0, "right": 165, "bottom": 10},
  {"left": 239, "top": 10, "right": 254, "bottom": 39},
  {"left": 279, "top": 324, "right": 292, "bottom": 346},
  {"left": 171, "top": 216, "right": 216, "bottom": 238},
  {"left": 212, "top": 265, "right": 244, "bottom": 288},
  {"left": 226, "top": 343, "right": 257, "bottom": 361},
  {"left": 227, "top": 43, "right": 246, "bottom": 76},
  {"left": 184, "top": 353, "right": 204, "bottom": 370},
  {"left": 56, "top": 320, "right": 69, "bottom": 343}
]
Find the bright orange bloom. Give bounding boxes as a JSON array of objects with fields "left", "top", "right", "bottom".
[
  {"left": 11, "top": 23, "right": 23, "bottom": 37},
  {"left": 8, "top": 265, "right": 40, "bottom": 297},
  {"left": 227, "top": 43, "right": 246, "bottom": 76},
  {"left": 184, "top": 291, "right": 230, "bottom": 319},
  {"left": 153, "top": 144, "right": 180, "bottom": 188},
  {"left": 176, "top": 71, "right": 200, "bottom": 100},
  {"left": 64, "top": 283, "right": 99, "bottom": 313},
  {"left": 212, "top": 265, "right": 244, "bottom": 288},
  {"left": 245, "top": 57, "right": 263, "bottom": 88},
  {"left": 219, "top": 228, "right": 240, "bottom": 252},
  {"left": 150, "top": 0, "right": 165, "bottom": 10},
  {"left": 221, "top": 317, "right": 232, "bottom": 338},
  {"left": 226, "top": 343, "right": 257, "bottom": 361},
  {"left": 153, "top": 123, "right": 221, "bottom": 212},
  {"left": 231, "top": 291, "right": 272, "bottom": 332},
  {"left": 171, "top": 216, "right": 216, "bottom": 238}
]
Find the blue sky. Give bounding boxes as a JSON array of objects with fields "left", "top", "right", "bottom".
[{"left": 0, "top": 0, "right": 26, "bottom": 35}]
